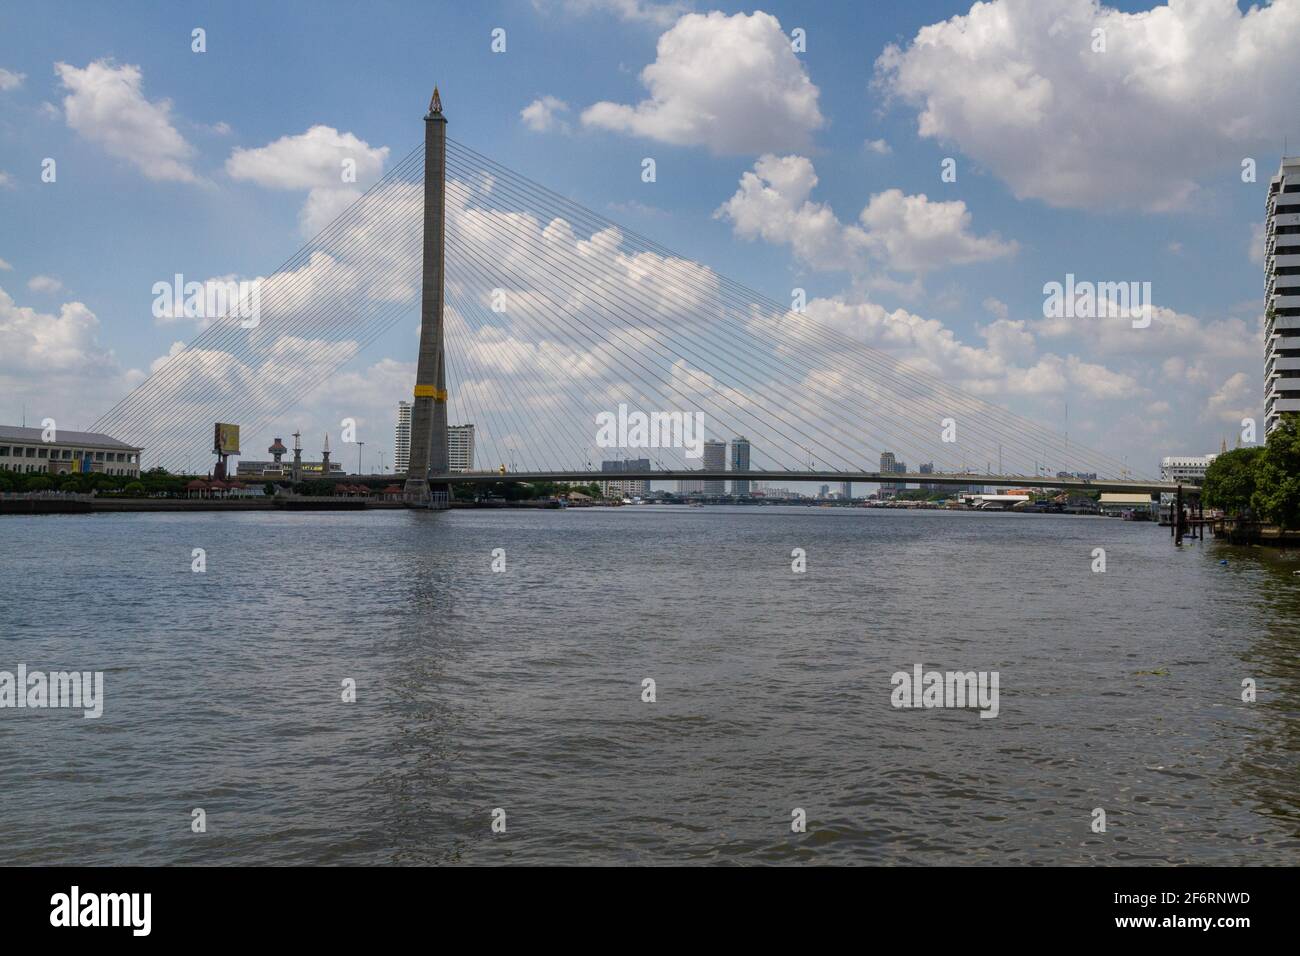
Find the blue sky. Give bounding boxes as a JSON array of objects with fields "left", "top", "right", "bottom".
[{"left": 1, "top": 0, "right": 1294, "bottom": 476}]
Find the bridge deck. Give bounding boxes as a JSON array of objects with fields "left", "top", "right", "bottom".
[{"left": 426, "top": 470, "right": 1182, "bottom": 496}]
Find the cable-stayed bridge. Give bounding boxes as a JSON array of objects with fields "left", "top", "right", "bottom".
[{"left": 92, "top": 90, "right": 1178, "bottom": 501}]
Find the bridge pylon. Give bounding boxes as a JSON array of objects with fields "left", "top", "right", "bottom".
[{"left": 404, "top": 86, "right": 451, "bottom": 508}]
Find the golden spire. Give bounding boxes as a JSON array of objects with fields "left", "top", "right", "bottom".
[{"left": 430, "top": 86, "right": 442, "bottom": 114}]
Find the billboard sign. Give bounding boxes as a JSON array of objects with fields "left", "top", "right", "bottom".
[{"left": 213, "top": 423, "right": 241, "bottom": 456}]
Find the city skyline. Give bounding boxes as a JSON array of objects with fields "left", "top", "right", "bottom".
[{"left": 2, "top": 0, "right": 1294, "bottom": 484}]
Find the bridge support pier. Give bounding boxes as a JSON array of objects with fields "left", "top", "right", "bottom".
[{"left": 405, "top": 88, "right": 451, "bottom": 509}]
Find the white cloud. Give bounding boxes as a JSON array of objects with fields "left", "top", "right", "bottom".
[
  {"left": 0, "top": 284, "right": 134, "bottom": 428},
  {"left": 983, "top": 297, "right": 1009, "bottom": 321},
  {"left": 0, "top": 258, "right": 11, "bottom": 271},
  {"left": 865, "top": 138, "right": 891, "bottom": 155},
  {"left": 715, "top": 154, "right": 1016, "bottom": 274},
  {"left": 225, "top": 125, "right": 389, "bottom": 236},
  {"left": 521, "top": 96, "right": 571, "bottom": 133},
  {"left": 858, "top": 189, "right": 1019, "bottom": 273},
  {"left": 534, "top": 0, "right": 689, "bottom": 28},
  {"left": 0, "top": 285, "right": 113, "bottom": 373},
  {"left": 581, "top": 11, "right": 824, "bottom": 155},
  {"left": 27, "top": 275, "right": 63, "bottom": 294},
  {"left": 225, "top": 125, "right": 387, "bottom": 190},
  {"left": 1249, "top": 221, "right": 1266, "bottom": 266},
  {"left": 0, "top": 67, "right": 25, "bottom": 91},
  {"left": 1206, "top": 371, "right": 1256, "bottom": 424},
  {"left": 874, "top": 0, "right": 1300, "bottom": 210},
  {"left": 0, "top": 171, "right": 11, "bottom": 189},
  {"left": 55, "top": 59, "right": 199, "bottom": 183}
]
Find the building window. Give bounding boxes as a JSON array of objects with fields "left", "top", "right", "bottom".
[
  {"left": 25, "top": 447, "right": 35, "bottom": 458},
  {"left": 38, "top": 447, "right": 48, "bottom": 458}
]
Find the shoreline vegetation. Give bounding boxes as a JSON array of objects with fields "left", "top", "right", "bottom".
[{"left": 1202, "top": 416, "right": 1300, "bottom": 546}]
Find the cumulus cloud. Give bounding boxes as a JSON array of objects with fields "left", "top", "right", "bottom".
[
  {"left": 225, "top": 125, "right": 389, "bottom": 236},
  {"left": 715, "top": 154, "right": 1016, "bottom": 274},
  {"left": 27, "top": 275, "right": 63, "bottom": 294},
  {"left": 0, "top": 171, "right": 13, "bottom": 189},
  {"left": 521, "top": 96, "right": 571, "bottom": 133},
  {"left": 865, "top": 138, "right": 892, "bottom": 155},
  {"left": 533, "top": 0, "right": 689, "bottom": 27},
  {"left": 0, "top": 258, "right": 12, "bottom": 271},
  {"left": 55, "top": 59, "right": 199, "bottom": 183},
  {"left": 874, "top": 0, "right": 1300, "bottom": 210},
  {"left": 225, "top": 125, "right": 387, "bottom": 190},
  {"left": 858, "top": 189, "right": 1019, "bottom": 273},
  {"left": 0, "top": 285, "right": 112, "bottom": 373},
  {"left": 800, "top": 296, "right": 1143, "bottom": 400},
  {"left": 1206, "top": 371, "right": 1256, "bottom": 425},
  {"left": 0, "top": 67, "right": 25, "bottom": 91},
  {"left": 0, "top": 283, "right": 134, "bottom": 427},
  {"left": 983, "top": 297, "right": 1009, "bottom": 321},
  {"left": 581, "top": 11, "right": 824, "bottom": 154}
]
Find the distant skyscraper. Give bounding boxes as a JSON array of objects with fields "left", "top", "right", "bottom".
[
  {"left": 919, "top": 461, "right": 934, "bottom": 491},
  {"left": 703, "top": 439, "right": 726, "bottom": 494},
  {"left": 841, "top": 481, "right": 852, "bottom": 500},
  {"left": 879, "top": 451, "right": 897, "bottom": 497},
  {"left": 730, "top": 437, "right": 751, "bottom": 496},
  {"left": 394, "top": 401, "right": 412, "bottom": 475},
  {"left": 602, "top": 458, "right": 650, "bottom": 496},
  {"left": 448, "top": 424, "right": 474, "bottom": 473},
  {"left": 1265, "top": 156, "right": 1300, "bottom": 434}
]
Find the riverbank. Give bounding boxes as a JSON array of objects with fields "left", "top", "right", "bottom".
[{"left": 0, "top": 494, "right": 570, "bottom": 514}]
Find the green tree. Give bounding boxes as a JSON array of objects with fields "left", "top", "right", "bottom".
[
  {"left": 1201, "top": 445, "right": 1264, "bottom": 516},
  {"left": 25, "top": 475, "right": 53, "bottom": 492},
  {"left": 124, "top": 481, "right": 146, "bottom": 496},
  {"left": 1251, "top": 415, "right": 1300, "bottom": 530}
]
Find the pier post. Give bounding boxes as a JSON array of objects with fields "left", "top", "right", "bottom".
[{"left": 1175, "top": 483, "right": 1184, "bottom": 545}]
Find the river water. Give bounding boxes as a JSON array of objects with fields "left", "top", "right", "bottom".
[{"left": 1, "top": 506, "right": 1296, "bottom": 865}]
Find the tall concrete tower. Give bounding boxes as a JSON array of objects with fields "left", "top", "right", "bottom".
[{"left": 404, "top": 87, "right": 451, "bottom": 504}]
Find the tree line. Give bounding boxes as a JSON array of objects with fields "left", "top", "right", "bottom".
[{"left": 1201, "top": 417, "right": 1300, "bottom": 529}]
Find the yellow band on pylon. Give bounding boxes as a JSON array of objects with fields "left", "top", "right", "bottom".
[{"left": 413, "top": 384, "right": 437, "bottom": 398}]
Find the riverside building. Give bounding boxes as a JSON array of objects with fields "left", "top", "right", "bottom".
[{"left": 0, "top": 425, "right": 142, "bottom": 477}]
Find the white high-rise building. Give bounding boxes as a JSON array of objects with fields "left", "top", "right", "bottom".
[
  {"left": 730, "top": 437, "right": 751, "bottom": 496},
  {"left": 702, "top": 439, "right": 726, "bottom": 494},
  {"left": 1265, "top": 156, "right": 1300, "bottom": 434},
  {"left": 394, "top": 401, "right": 412, "bottom": 474},
  {"left": 1160, "top": 454, "right": 1219, "bottom": 485},
  {"left": 449, "top": 424, "right": 475, "bottom": 473}
]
